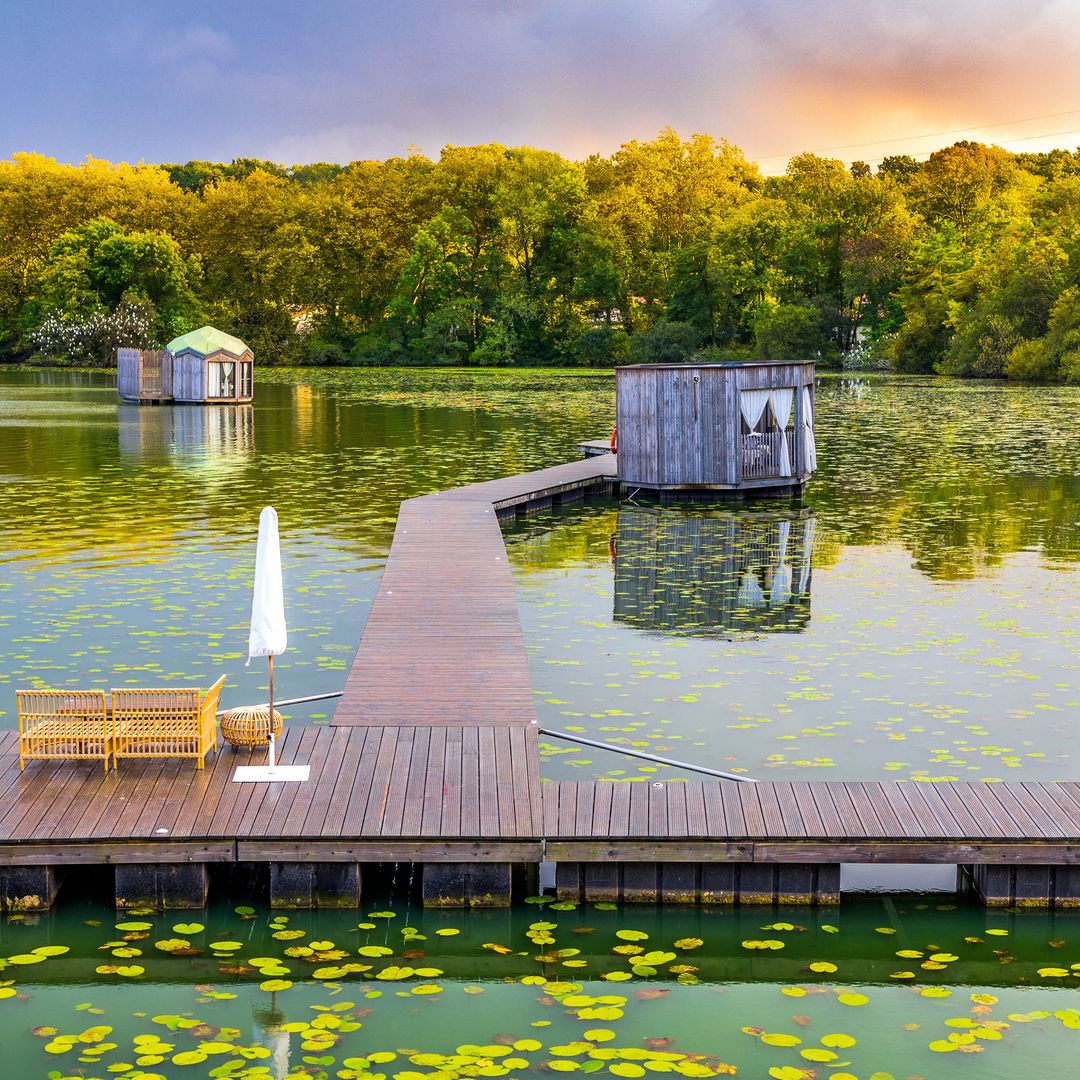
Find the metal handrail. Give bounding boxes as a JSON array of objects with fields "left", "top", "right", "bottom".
[{"left": 219, "top": 691, "right": 756, "bottom": 782}]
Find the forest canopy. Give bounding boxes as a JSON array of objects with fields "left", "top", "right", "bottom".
[{"left": 4, "top": 130, "right": 1080, "bottom": 380}]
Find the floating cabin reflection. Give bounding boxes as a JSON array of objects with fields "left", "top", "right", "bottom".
[
  {"left": 117, "top": 402, "right": 254, "bottom": 462},
  {"left": 613, "top": 508, "right": 814, "bottom": 635}
]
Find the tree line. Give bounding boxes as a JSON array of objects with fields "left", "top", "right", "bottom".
[{"left": 3, "top": 129, "right": 1080, "bottom": 379}]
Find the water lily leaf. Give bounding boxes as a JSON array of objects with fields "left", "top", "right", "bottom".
[
  {"left": 801, "top": 1048, "right": 837, "bottom": 1062},
  {"left": 583, "top": 1029, "right": 616, "bottom": 1042},
  {"left": 760, "top": 1033, "right": 801, "bottom": 1047},
  {"left": 821, "top": 1033, "right": 856, "bottom": 1048},
  {"left": 836, "top": 992, "right": 868, "bottom": 1006}
]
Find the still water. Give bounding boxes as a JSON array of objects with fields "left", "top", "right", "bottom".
[
  {"left": 1, "top": 893, "right": 1080, "bottom": 1080},
  {"left": 1, "top": 367, "right": 1079, "bottom": 1078}
]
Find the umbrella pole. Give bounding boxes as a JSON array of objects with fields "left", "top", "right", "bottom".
[{"left": 267, "top": 654, "right": 276, "bottom": 769}]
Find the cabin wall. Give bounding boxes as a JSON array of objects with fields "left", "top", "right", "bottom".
[
  {"left": 616, "top": 362, "right": 816, "bottom": 490},
  {"left": 117, "top": 348, "right": 141, "bottom": 401},
  {"left": 615, "top": 367, "right": 659, "bottom": 487},
  {"left": 172, "top": 353, "right": 205, "bottom": 402}
]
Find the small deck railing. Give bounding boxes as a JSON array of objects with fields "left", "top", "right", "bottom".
[{"left": 742, "top": 430, "right": 787, "bottom": 479}]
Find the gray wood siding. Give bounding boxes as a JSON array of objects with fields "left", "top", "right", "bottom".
[
  {"left": 117, "top": 349, "right": 172, "bottom": 401},
  {"left": 172, "top": 354, "right": 205, "bottom": 402},
  {"left": 616, "top": 362, "right": 815, "bottom": 490},
  {"left": 116, "top": 348, "right": 140, "bottom": 400}
]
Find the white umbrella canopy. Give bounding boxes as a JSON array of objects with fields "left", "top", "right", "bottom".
[
  {"left": 248, "top": 506, "right": 287, "bottom": 663},
  {"left": 234, "top": 505, "right": 308, "bottom": 782}
]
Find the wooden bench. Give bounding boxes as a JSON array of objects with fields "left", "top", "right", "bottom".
[
  {"left": 16, "top": 690, "right": 112, "bottom": 771},
  {"left": 112, "top": 676, "right": 225, "bottom": 769}
]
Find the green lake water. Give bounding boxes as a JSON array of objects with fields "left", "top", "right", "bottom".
[{"left": 1, "top": 367, "right": 1080, "bottom": 1078}]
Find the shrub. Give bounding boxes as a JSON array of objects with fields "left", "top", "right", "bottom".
[{"left": 28, "top": 298, "right": 157, "bottom": 366}]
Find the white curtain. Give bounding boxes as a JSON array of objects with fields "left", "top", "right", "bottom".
[
  {"left": 737, "top": 569, "right": 765, "bottom": 609},
  {"left": 775, "top": 517, "right": 790, "bottom": 566},
  {"left": 770, "top": 517, "right": 792, "bottom": 607},
  {"left": 770, "top": 563, "right": 792, "bottom": 608},
  {"left": 798, "top": 516, "right": 815, "bottom": 595},
  {"left": 770, "top": 388, "right": 794, "bottom": 476},
  {"left": 739, "top": 389, "right": 770, "bottom": 433},
  {"left": 802, "top": 386, "right": 817, "bottom": 472}
]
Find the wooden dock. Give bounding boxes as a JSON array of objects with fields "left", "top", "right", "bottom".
[{"left": 2, "top": 451, "right": 1080, "bottom": 909}]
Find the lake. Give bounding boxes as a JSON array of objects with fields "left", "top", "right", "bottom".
[
  {"left": 2, "top": 368, "right": 1077, "bottom": 783},
  {"left": 1, "top": 366, "right": 1079, "bottom": 1080}
]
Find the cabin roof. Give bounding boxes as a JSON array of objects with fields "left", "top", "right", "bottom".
[
  {"left": 166, "top": 326, "right": 250, "bottom": 359},
  {"left": 617, "top": 360, "right": 815, "bottom": 371}
]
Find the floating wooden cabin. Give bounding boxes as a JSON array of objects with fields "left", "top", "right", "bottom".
[
  {"left": 116, "top": 326, "right": 253, "bottom": 405},
  {"left": 615, "top": 361, "right": 816, "bottom": 495}
]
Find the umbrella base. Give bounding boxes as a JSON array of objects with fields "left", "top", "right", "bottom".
[{"left": 232, "top": 765, "right": 309, "bottom": 782}]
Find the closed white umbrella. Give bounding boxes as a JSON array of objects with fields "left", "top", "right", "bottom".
[
  {"left": 234, "top": 505, "right": 308, "bottom": 782},
  {"left": 248, "top": 506, "right": 287, "bottom": 766}
]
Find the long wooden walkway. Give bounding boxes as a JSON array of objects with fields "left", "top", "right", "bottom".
[{"left": 3, "top": 450, "right": 1080, "bottom": 908}]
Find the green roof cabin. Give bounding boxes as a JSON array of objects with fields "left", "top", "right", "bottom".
[{"left": 117, "top": 326, "right": 253, "bottom": 404}]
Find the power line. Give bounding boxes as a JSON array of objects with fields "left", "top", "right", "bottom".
[{"left": 751, "top": 106, "right": 1080, "bottom": 162}]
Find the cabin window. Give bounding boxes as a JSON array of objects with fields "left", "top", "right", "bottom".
[
  {"left": 239, "top": 362, "right": 253, "bottom": 398},
  {"left": 207, "top": 361, "right": 236, "bottom": 399},
  {"left": 740, "top": 388, "right": 796, "bottom": 479}
]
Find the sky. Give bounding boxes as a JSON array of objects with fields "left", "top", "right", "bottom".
[{"left": 6, "top": 0, "right": 1080, "bottom": 174}]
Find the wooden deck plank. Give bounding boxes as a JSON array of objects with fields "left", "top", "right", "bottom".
[
  {"left": 758, "top": 782, "right": 800, "bottom": 837},
  {"left": 358, "top": 727, "right": 404, "bottom": 837},
  {"left": 372, "top": 727, "right": 419, "bottom": 837},
  {"left": 459, "top": 727, "right": 481, "bottom": 837},
  {"left": 321, "top": 727, "right": 374, "bottom": 836},
  {"left": 419, "top": 727, "right": 448, "bottom": 838},
  {"left": 648, "top": 782, "right": 667, "bottom": 836},
  {"left": 628, "top": 783, "right": 649, "bottom": 837},
  {"left": 770, "top": 782, "right": 807, "bottom": 837},
  {"left": 574, "top": 781, "right": 595, "bottom": 839},
  {"left": 855, "top": 781, "right": 905, "bottom": 839},
  {"left": 591, "top": 782, "right": 614, "bottom": 838},
  {"left": 279, "top": 727, "right": 343, "bottom": 837},
  {"left": 558, "top": 781, "right": 578, "bottom": 837},
  {"left": 665, "top": 783, "right": 688, "bottom": 838},
  {"left": 832, "top": 782, "right": 886, "bottom": 838},
  {"left": 300, "top": 728, "right": 355, "bottom": 836},
  {"left": 684, "top": 782, "right": 707, "bottom": 837},
  {"left": 440, "top": 729, "right": 463, "bottom": 837},
  {"left": 609, "top": 782, "right": 632, "bottom": 838},
  {"left": 492, "top": 727, "right": 516, "bottom": 838},
  {"left": 788, "top": 781, "right": 824, "bottom": 835}
]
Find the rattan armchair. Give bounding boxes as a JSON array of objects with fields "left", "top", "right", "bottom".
[
  {"left": 111, "top": 674, "right": 225, "bottom": 769},
  {"left": 16, "top": 690, "right": 112, "bottom": 771}
]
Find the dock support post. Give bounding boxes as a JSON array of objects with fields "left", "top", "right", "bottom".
[
  {"left": 964, "top": 864, "right": 1080, "bottom": 908},
  {"left": 555, "top": 862, "right": 840, "bottom": 904},
  {"left": 423, "top": 862, "right": 512, "bottom": 908},
  {"left": 269, "top": 863, "right": 362, "bottom": 909},
  {"left": 115, "top": 863, "right": 209, "bottom": 910},
  {"left": 0, "top": 866, "right": 61, "bottom": 911}
]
